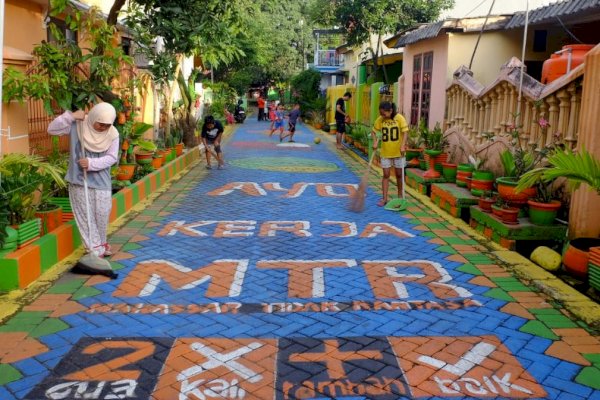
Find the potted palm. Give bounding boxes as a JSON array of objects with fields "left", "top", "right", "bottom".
[
  {"left": 525, "top": 179, "right": 562, "bottom": 226},
  {"left": 0, "top": 154, "right": 66, "bottom": 247},
  {"left": 517, "top": 146, "right": 600, "bottom": 278}
]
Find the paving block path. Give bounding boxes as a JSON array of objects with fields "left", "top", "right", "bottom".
[{"left": 1, "top": 118, "right": 600, "bottom": 399}]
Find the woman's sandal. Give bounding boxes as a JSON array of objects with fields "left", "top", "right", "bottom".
[{"left": 377, "top": 199, "right": 388, "bottom": 207}]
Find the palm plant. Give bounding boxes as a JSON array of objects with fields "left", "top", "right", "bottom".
[
  {"left": 516, "top": 146, "right": 600, "bottom": 194},
  {"left": 0, "top": 153, "right": 66, "bottom": 226}
]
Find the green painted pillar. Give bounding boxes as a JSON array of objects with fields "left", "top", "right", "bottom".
[
  {"left": 356, "top": 84, "right": 364, "bottom": 124},
  {"left": 370, "top": 82, "right": 383, "bottom": 126},
  {"left": 358, "top": 65, "right": 367, "bottom": 84}
]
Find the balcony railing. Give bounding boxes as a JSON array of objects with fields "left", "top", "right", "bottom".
[
  {"left": 444, "top": 57, "right": 584, "bottom": 176},
  {"left": 315, "top": 50, "right": 342, "bottom": 67}
]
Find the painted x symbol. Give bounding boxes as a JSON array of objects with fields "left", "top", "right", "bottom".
[{"left": 177, "top": 342, "right": 264, "bottom": 383}]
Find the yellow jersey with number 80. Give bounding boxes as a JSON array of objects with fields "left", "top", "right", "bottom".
[{"left": 373, "top": 114, "right": 409, "bottom": 159}]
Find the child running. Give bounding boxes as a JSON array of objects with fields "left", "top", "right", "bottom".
[
  {"left": 269, "top": 104, "right": 286, "bottom": 138},
  {"left": 371, "top": 101, "right": 409, "bottom": 207},
  {"left": 280, "top": 103, "right": 301, "bottom": 142}
]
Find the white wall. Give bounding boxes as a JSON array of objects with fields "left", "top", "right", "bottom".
[{"left": 442, "top": 0, "right": 562, "bottom": 19}]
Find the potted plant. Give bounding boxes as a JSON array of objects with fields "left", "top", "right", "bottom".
[
  {"left": 523, "top": 179, "right": 562, "bottom": 226},
  {"left": 405, "top": 126, "right": 423, "bottom": 167},
  {"left": 517, "top": 146, "right": 600, "bottom": 279},
  {"left": 478, "top": 191, "right": 496, "bottom": 213},
  {"left": 307, "top": 110, "right": 325, "bottom": 129},
  {"left": 468, "top": 155, "right": 494, "bottom": 197},
  {"left": 497, "top": 116, "right": 555, "bottom": 206},
  {"left": 421, "top": 123, "right": 447, "bottom": 178},
  {"left": 0, "top": 154, "right": 65, "bottom": 247}
]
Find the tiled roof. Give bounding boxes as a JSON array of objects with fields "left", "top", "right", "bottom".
[{"left": 506, "top": 0, "right": 600, "bottom": 28}]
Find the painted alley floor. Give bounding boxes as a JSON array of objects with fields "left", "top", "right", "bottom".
[{"left": 1, "top": 118, "right": 600, "bottom": 400}]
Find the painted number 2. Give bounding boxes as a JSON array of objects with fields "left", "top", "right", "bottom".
[{"left": 64, "top": 340, "right": 155, "bottom": 381}]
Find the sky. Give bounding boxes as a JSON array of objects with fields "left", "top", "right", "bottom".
[{"left": 441, "top": 0, "right": 564, "bottom": 19}]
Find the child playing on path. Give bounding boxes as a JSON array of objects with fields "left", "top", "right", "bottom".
[
  {"left": 280, "top": 103, "right": 301, "bottom": 142},
  {"left": 269, "top": 104, "right": 286, "bottom": 138},
  {"left": 201, "top": 115, "right": 225, "bottom": 169},
  {"left": 371, "top": 101, "right": 409, "bottom": 207}
]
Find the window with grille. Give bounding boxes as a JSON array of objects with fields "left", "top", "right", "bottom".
[{"left": 410, "top": 51, "right": 433, "bottom": 126}]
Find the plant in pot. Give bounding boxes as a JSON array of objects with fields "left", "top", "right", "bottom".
[
  {"left": 478, "top": 190, "right": 496, "bottom": 213},
  {"left": 517, "top": 145, "right": 600, "bottom": 279},
  {"left": 0, "top": 154, "right": 66, "bottom": 248},
  {"left": 497, "top": 116, "right": 554, "bottom": 207},
  {"left": 523, "top": 178, "right": 562, "bottom": 226},
  {"left": 421, "top": 122, "right": 447, "bottom": 178},
  {"left": 307, "top": 110, "right": 325, "bottom": 129},
  {"left": 441, "top": 144, "right": 459, "bottom": 183},
  {"left": 405, "top": 126, "right": 423, "bottom": 167},
  {"left": 35, "top": 158, "right": 69, "bottom": 234}
]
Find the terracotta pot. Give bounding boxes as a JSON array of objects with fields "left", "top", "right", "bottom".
[
  {"left": 491, "top": 204, "right": 503, "bottom": 218},
  {"left": 478, "top": 197, "right": 496, "bottom": 213},
  {"left": 135, "top": 151, "right": 154, "bottom": 165},
  {"left": 35, "top": 205, "right": 63, "bottom": 234},
  {"left": 406, "top": 149, "right": 422, "bottom": 167},
  {"left": 527, "top": 199, "right": 561, "bottom": 226},
  {"left": 441, "top": 162, "right": 457, "bottom": 183},
  {"left": 456, "top": 164, "right": 474, "bottom": 188},
  {"left": 423, "top": 149, "right": 442, "bottom": 178},
  {"left": 470, "top": 170, "right": 495, "bottom": 196},
  {"left": 563, "top": 238, "right": 600, "bottom": 279},
  {"left": 175, "top": 143, "right": 184, "bottom": 156},
  {"left": 117, "top": 164, "right": 136, "bottom": 181},
  {"left": 500, "top": 207, "right": 520, "bottom": 225},
  {"left": 152, "top": 156, "right": 163, "bottom": 170},
  {"left": 497, "top": 176, "right": 536, "bottom": 206}
]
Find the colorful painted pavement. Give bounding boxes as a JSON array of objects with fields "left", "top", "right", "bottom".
[{"left": 1, "top": 118, "right": 600, "bottom": 400}]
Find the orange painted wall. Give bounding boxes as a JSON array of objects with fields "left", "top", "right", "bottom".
[{"left": 4, "top": 0, "right": 46, "bottom": 52}]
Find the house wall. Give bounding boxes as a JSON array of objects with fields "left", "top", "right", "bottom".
[
  {"left": 448, "top": 30, "right": 524, "bottom": 86},
  {"left": 4, "top": 0, "right": 46, "bottom": 51},
  {"left": 401, "top": 35, "right": 449, "bottom": 129},
  {"left": 2, "top": 0, "right": 46, "bottom": 155}
]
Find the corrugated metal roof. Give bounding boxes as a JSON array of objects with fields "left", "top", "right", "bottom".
[
  {"left": 506, "top": 0, "right": 600, "bottom": 28},
  {"left": 393, "top": 20, "right": 448, "bottom": 47}
]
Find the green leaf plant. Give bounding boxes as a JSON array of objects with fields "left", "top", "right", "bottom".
[{"left": 516, "top": 146, "right": 600, "bottom": 196}]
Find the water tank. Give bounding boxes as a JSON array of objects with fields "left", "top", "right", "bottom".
[{"left": 541, "top": 44, "right": 594, "bottom": 84}]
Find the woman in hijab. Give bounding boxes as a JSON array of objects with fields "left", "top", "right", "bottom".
[{"left": 48, "top": 103, "right": 119, "bottom": 258}]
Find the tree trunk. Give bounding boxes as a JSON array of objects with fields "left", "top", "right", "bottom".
[
  {"left": 107, "top": 0, "right": 127, "bottom": 26},
  {"left": 165, "top": 54, "right": 184, "bottom": 145}
]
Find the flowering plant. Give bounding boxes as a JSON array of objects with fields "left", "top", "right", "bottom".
[{"left": 500, "top": 112, "right": 557, "bottom": 177}]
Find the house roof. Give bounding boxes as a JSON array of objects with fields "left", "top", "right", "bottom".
[
  {"left": 386, "top": 16, "right": 511, "bottom": 48},
  {"left": 506, "top": 0, "right": 600, "bottom": 29}
]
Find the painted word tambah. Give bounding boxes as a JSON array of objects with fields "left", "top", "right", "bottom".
[
  {"left": 29, "top": 336, "right": 546, "bottom": 399},
  {"left": 114, "top": 259, "right": 473, "bottom": 300},
  {"left": 158, "top": 220, "right": 414, "bottom": 238}
]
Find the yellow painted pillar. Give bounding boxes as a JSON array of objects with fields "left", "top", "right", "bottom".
[{"left": 569, "top": 44, "right": 600, "bottom": 239}]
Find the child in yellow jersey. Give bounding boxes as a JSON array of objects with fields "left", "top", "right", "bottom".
[{"left": 371, "top": 101, "right": 409, "bottom": 207}]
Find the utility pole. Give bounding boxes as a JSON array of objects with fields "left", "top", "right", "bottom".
[{"left": 299, "top": 19, "right": 305, "bottom": 70}]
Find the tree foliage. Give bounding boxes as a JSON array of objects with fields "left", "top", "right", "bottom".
[
  {"left": 2, "top": 4, "right": 130, "bottom": 114},
  {"left": 308, "top": 0, "right": 454, "bottom": 45}
]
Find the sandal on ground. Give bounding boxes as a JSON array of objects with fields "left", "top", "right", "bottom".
[
  {"left": 101, "top": 243, "right": 113, "bottom": 257},
  {"left": 205, "top": 165, "right": 212, "bottom": 170},
  {"left": 377, "top": 199, "right": 388, "bottom": 207}
]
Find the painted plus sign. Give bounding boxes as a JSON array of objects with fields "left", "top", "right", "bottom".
[{"left": 289, "top": 339, "right": 383, "bottom": 379}]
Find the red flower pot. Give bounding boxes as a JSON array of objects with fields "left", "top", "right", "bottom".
[
  {"left": 478, "top": 197, "right": 495, "bottom": 213},
  {"left": 500, "top": 207, "right": 520, "bottom": 225}
]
